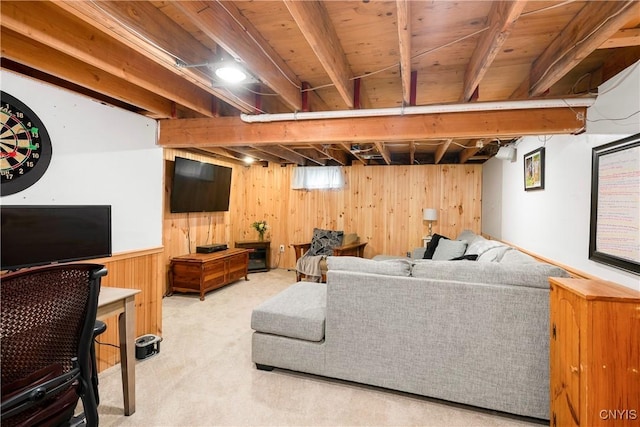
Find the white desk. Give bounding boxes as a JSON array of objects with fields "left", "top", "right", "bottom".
[{"left": 97, "top": 287, "right": 140, "bottom": 416}]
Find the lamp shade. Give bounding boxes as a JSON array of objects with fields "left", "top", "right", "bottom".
[{"left": 423, "top": 208, "right": 438, "bottom": 221}]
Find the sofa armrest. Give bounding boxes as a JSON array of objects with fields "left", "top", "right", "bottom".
[{"left": 332, "top": 242, "right": 367, "bottom": 257}]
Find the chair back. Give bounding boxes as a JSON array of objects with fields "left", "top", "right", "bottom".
[{"left": 1, "top": 263, "right": 107, "bottom": 427}]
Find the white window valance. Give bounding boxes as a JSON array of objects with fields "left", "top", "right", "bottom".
[{"left": 291, "top": 166, "right": 345, "bottom": 190}]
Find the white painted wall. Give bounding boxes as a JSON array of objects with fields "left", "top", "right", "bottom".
[
  {"left": 1, "top": 71, "right": 163, "bottom": 253},
  {"left": 483, "top": 61, "right": 640, "bottom": 290}
]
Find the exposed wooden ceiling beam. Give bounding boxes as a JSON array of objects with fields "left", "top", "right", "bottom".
[
  {"left": 374, "top": 142, "right": 392, "bottom": 165},
  {"left": 276, "top": 145, "right": 326, "bottom": 166},
  {"left": 284, "top": 0, "right": 354, "bottom": 109},
  {"left": 396, "top": 0, "right": 412, "bottom": 106},
  {"left": 55, "top": 0, "right": 256, "bottom": 115},
  {"left": 1, "top": 1, "right": 217, "bottom": 117},
  {"left": 227, "top": 146, "right": 284, "bottom": 165},
  {"left": 250, "top": 151, "right": 285, "bottom": 165},
  {"left": 196, "top": 148, "right": 247, "bottom": 165},
  {"left": 462, "top": 0, "right": 527, "bottom": 102},
  {"left": 250, "top": 145, "right": 307, "bottom": 166},
  {"left": 409, "top": 141, "right": 416, "bottom": 165},
  {"left": 173, "top": 0, "right": 302, "bottom": 112},
  {"left": 158, "top": 108, "right": 587, "bottom": 147},
  {"left": 339, "top": 143, "right": 366, "bottom": 165},
  {"left": 290, "top": 147, "right": 328, "bottom": 166},
  {"left": 522, "top": 1, "right": 639, "bottom": 97},
  {"left": 434, "top": 139, "right": 453, "bottom": 164},
  {"left": 599, "top": 28, "right": 640, "bottom": 49},
  {"left": 1, "top": 28, "right": 174, "bottom": 118},
  {"left": 311, "top": 145, "right": 348, "bottom": 166},
  {"left": 601, "top": 45, "right": 640, "bottom": 81},
  {"left": 459, "top": 140, "right": 484, "bottom": 163}
]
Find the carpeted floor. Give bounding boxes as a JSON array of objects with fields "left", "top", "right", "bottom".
[{"left": 96, "top": 268, "right": 544, "bottom": 427}]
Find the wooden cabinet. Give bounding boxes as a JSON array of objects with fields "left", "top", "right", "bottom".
[
  {"left": 235, "top": 240, "right": 270, "bottom": 272},
  {"left": 549, "top": 278, "right": 639, "bottom": 427},
  {"left": 169, "top": 249, "right": 249, "bottom": 301}
]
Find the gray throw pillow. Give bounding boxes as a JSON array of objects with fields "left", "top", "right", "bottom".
[
  {"left": 465, "top": 238, "right": 505, "bottom": 257},
  {"left": 432, "top": 239, "right": 468, "bottom": 260},
  {"left": 308, "top": 228, "right": 344, "bottom": 256},
  {"left": 423, "top": 234, "right": 449, "bottom": 259}
]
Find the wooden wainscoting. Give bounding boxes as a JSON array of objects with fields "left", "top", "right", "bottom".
[{"left": 92, "top": 247, "right": 164, "bottom": 372}]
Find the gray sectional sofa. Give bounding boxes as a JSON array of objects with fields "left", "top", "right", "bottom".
[{"left": 251, "top": 231, "right": 570, "bottom": 420}]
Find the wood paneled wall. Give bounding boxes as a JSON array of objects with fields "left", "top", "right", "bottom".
[
  {"left": 92, "top": 248, "right": 164, "bottom": 372},
  {"left": 163, "top": 149, "right": 482, "bottom": 278}
]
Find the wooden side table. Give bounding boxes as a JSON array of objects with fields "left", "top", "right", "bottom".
[{"left": 235, "top": 240, "right": 270, "bottom": 272}]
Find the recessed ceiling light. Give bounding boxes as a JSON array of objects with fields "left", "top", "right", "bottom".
[{"left": 215, "top": 66, "right": 247, "bottom": 83}]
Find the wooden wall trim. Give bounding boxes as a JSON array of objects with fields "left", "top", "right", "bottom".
[{"left": 92, "top": 246, "right": 163, "bottom": 264}]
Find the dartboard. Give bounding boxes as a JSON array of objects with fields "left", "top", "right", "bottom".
[{"left": 1, "top": 92, "right": 52, "bottom": 196}]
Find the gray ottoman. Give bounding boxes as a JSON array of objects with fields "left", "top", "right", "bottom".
[{"left": 251, "top": 281, "right": 326, "bottom": 371}]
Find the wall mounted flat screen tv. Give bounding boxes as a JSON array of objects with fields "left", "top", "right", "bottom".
[
  {"left": 170, "top": 157, "right": 232, "bottom": 213},
  {"left": 1, "top": 205, "right": 112, "bottom": 271}
]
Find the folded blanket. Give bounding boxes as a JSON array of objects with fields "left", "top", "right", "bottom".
[{"left": 296, "top": 254, "right": 324, "bottom": 281}]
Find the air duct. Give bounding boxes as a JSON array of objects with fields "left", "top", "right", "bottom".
[{"left": 240, "top": 98, "right": 595, "bottom": 123}]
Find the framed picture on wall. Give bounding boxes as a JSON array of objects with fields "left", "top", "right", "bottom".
[
  {"left": 524, "top": 147, "right": 545, "bottom": 191},
  {"left": 589, "top": 133, "right": 640, "bottom": 275}
]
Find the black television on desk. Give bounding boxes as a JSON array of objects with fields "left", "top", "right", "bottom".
[
  {"left": 1, "top": 205, "right": 112, "bottom": 271},
  {"left": 170, "top": 157, "right": 232, "bottom": 213}
]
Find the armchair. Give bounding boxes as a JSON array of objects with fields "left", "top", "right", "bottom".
[
  {"left": 293, "top": 231, "right": 367, "bottom": 282},
  {"left": 1, "top": 263, "right": 107, "bottom": 427}
]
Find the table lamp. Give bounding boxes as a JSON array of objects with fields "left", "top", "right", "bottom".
[{"left": 423, "top": 208, "right": 438, "bottom": 238}]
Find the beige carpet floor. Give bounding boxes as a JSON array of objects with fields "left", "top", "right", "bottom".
[{"left": 96, "top": 268, "right": 544, "bottom": 427}]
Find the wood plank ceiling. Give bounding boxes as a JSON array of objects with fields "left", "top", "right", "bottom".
[{"left": 2, "top": 1, "right": 639, "bottom": 166}]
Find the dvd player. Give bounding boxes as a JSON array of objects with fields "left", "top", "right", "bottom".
[{"left": 196, "top": 244, "right": 228, "bottom": 254}]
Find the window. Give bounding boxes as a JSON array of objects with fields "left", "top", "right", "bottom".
[{"left": 291, "top": 166, "right": 345, "bottom": 190}]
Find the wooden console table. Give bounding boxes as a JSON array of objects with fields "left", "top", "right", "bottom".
[{"left": 168, "top": 248, "right": 249, "bottom": 300}]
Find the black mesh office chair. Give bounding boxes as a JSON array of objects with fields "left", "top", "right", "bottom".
[{"left": 1, "top": 263, "right": 108, "bottom": 427}]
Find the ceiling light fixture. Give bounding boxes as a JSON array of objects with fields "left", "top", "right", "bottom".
[
  {"left": 215, "top": 65, "right": 247, "bottom": 84},
  {"left": 176, "top": 58, "right": 249, "bottom": 84},
  {"left": 243, "top": 156, "right": 255, "bottom": 164}
]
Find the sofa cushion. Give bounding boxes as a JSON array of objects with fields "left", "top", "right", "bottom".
[
  {"left": 456, "top": 229, "right": 481, "bottom": 243},
  {"left": 251, "top": 282, "right": 326, "bottom": 342},
  {"left": 432, "top": 239, "right": 468, "bottom": 260},
  {"left": 465, "top": 238, "right": 505, "bottom": 257},
  {"left": 411, "top": 260, "right": 570, "bottom": 289},
  {"left": 499, "top": 248, "right": 538, "bottom": 264},
  {"left": 308, "top": 228, "right": 344, "bottom": 256},
  {"left": 423, "top": 234, "right": 449, "bottom": 259},
  {"left": 412, "top": 247, "right": 426, "bottom": 259},
  {"left": 477, "top": 245, "right": 510, "bottom": 262},
  {"left": 327, "top": 256, "right": 412, "bottom": 277}
]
